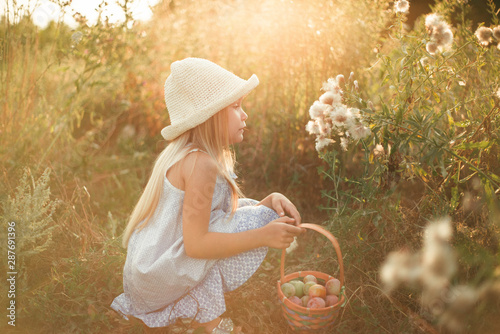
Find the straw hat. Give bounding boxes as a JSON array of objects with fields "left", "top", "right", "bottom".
[{"left": 161, "top": 57, "right": 259, "bottom": 141}]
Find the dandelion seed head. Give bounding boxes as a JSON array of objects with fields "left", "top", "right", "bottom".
[
  {"left": 475, "top": 26, "right": 493, "bottom": 46},
  {"left": 395, "top": 0, "right": 410, "bottom": 14}
]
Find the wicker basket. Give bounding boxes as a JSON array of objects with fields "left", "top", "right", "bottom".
[{"left": 276, "top": 223, "right": 345, "bottom": 332}]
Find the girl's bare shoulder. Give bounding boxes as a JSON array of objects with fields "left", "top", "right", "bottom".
[{"left": 182, "top": 151, "right": 219, "bottom": 184}]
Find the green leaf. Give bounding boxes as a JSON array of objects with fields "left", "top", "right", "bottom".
[{"left": 453, "top": 141, "right": 491, "bottom": 150}]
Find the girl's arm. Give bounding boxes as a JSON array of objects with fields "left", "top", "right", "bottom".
[
  {"left": 257, "top": 193, "right": 302, "bottom": 225},
  {"left": 181, "top": 152, "right": 303, "bottom": 259}
]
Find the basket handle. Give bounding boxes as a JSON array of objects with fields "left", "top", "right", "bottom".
[{"left": 280, "top": 223, "right": 344, "bottom": 288}]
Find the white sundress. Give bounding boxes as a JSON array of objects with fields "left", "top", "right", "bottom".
[{"left": 110, "top": 150, "right": 279, "bottom": 328}]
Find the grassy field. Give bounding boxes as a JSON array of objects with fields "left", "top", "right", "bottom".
[{"left": 1, "top": 0, "right": 500, "bottom": 333}]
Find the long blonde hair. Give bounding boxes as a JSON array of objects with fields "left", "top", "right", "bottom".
[{"left": 122, "top": 107, "right": 243, "bottom": 248}]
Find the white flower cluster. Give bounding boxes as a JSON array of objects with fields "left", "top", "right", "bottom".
[
  {"left": 474, "top": 26, "right": 500, "bottom": 50},
  {"left": 394, "top": 0, "right": 410, "bottom": 14},
  {"left": 305, "top": 75, "right": 370, "bottom": 152},
  {"left": 424, "top": 13, "right": 454, "bottom": 54}
]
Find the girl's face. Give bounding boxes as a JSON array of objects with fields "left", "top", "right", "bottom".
[{"left": 226, "top": 97, "right": 248, "bottom": 144}]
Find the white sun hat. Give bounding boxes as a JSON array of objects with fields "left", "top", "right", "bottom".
[{"left": 161, "top": 57, "right": 259, "bottom": 141}]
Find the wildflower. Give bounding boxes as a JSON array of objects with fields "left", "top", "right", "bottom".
[
  {"left": 496, "top": 88, "right": 500, "bottom": 99},
  {"left": 305, "top": 120, "right": 320, "bottom": 135},
  {"left": 493, "top": 26, "right": 500, "bottom": 41},
  {"left": 475, "top": 26, "right": 493, "bottom": 46},
  {"left": 348, "top": 123, "right": 371, "bottom": 140},
  {"left": 315, "top": 136, "right": 334, "bottom": 151},
  {"left": 286, "top": 237, "right": 299, "bottom": 254},
  {"left": 353, "top": 80, "right": 359, "bottom": 91},
  {"left": 394, "top": 0, "right": 410, "bottom": 14},
  {"left": 380, "top": 250, "right": 421, "bottom": 293},
  {"left": 348, "top": 71, "right": 354, "bottom": 81},
  {"left": 340, "top": 137, "right": 349, "bottom": 151},
  {"left": 319, "top": 91, "right": 341, "bottom": 106}
]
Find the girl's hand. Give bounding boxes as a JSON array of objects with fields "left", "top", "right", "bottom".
[
  {"left": 260, "top": 216, "right": 305, "bottom": 249},
  {"left": 270, "top": 193, "right": 302, "bottom": 225}
]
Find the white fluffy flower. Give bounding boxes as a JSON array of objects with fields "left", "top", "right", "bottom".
[
  {"left": 315, "top": 136, "right": 334, "bottom": 151},
  {"left": 286, "top": 237, "right": 299, "bottom": 254},
  {"left": 395, "top": 0, "right": 410, "bottom": 14},
  {"left": 348, "top": 123, "right": 371, "bottom": 140},
  {"left": 425, "top": 13, "right": 442, "bottom": 29},
  {"left": 309, "top": 101, "right": 330, "bottom": 119},
  {"left": 329, "top": 105, "right": 355, "bottom": 127},
  {"left": 322, "top": 77, "right": 342, "bottom": 95},
  {"left": 496, "top": 87, "right": 500, "bottom": 99},
  {"left": 493, "top": 26, "right": 500, "bottom": 41},
  {"left": 475, "top": 26, "right": 493, "bottom": 46},
  {"left": 305, "top": 120, "right": 320, "bottom": 135}
]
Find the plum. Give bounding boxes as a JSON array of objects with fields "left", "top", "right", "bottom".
[
  {"left": 303, "top": 281, "right": 316, "bottom": 295},
  {"left": 281, "top": 282, "right": 296, "bottom": 298},
  {"left": 289, "top": 280, "right": 305, "bottom": 298},
  {"left": 307, "top": 297, "right": 326, "bottom": 309},
  {"left": 303, "top": 274, "right": 318, "bottom": 284},
  {"left": 326, "top": 294, "right": 339, "bottom": 307},
  {"left": 308, "top": 284, "right": 327, "bottom": 299},
  {"left": 288, "top": 296, "right": 302, "bottom": 306},
  {"left": 325, "top": 278, "right": 341, "bottom": 295}
]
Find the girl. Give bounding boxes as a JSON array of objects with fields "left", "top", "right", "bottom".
[{"left": 111, "top": 57, "right": 304, "bottom": 334}]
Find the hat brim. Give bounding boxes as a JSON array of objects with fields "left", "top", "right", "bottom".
[{"left": 161, "top": 74, "right": 259, "bottom": 141}]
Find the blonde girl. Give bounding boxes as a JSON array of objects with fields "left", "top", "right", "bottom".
[{"left": 111, "top": 58, "right": 303, "bottom": 334}]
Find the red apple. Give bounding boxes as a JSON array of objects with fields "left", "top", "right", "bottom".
[
  {"left": 308, "top": 284, "right": 327, "bottom": 299},
  {"left": 307, "top": 297, "right": 326, "bottom": 309}
]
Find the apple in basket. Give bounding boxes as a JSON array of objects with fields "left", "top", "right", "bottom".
[
  {"left": 307, "top": 297, "right": 326, "bottom": 309},
  {"left": 325, "top": 278, "right": 341, "bottom": 296},
  {"left": 289, "top": 280, "right": 305, "bottom": 298},
  {"left": 281, "top": 282, "right": 296, "bottom": 298},
  {"left": 288, "top": 296, "right": 302, "bottom": 306},
  {"left": 308, "top": 284, "right": 327, "bottom": 299},
  {"left": 301, "top": 295, "right": 310, "bottom": 307}
]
